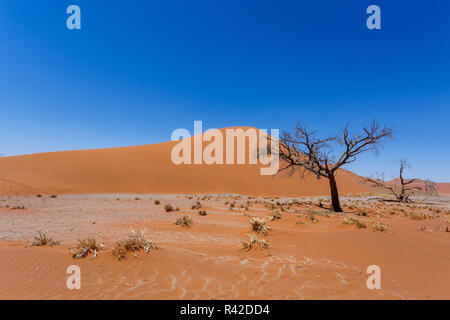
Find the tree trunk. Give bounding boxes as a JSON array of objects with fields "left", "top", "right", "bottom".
[{"left": 329, "top": 174, "right": 343, "bottom": 212}]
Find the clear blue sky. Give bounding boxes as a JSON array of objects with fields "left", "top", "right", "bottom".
[{"left": 1, "top": 1, "right": 449, "bottom": 181}]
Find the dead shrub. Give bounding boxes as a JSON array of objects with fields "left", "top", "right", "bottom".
[
  {"left": 343, "top": 217, "right": 367, "bottom": 229},
  {"left": 28, "top": 231, "right": 60, "bottom": 247},
  {"left": 356, "top": 210, "right": 369, "bottom": 217},
  {"left": 175, "top": 216, "right": 193, "bottom": 227},
  {"left": 240, "top": 233, "right": 271, "bottom": 251},
  {"left": 408, "top": 212, "right": 432, "bottom": 220},
  {"left": 191, "top": 201, "right": 202, "bottom": 209},
  {"left": 112, "top": 230, "right": 156, "bottom": 260},
  {"left": 372, "top": 222, "right": 387, "bottom": 232},
  {"left": 250, "top": 217, "right": 270, "bottom": 235},
  {"left": 270, "top": 211, "right": 282, "bottom": 221},
  {"left": 165, "top": 204, "right": 175, "bottom": 212},
  {"left": 70, "top": 238, "right": 105, "bottom": 259}
]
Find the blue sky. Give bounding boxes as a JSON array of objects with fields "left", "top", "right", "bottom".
[{"left": 0, "top": 1, "right": 449, "bottom": 181}]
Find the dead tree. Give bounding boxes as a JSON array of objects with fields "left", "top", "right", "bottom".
[
  {"left": 366, "top": 159, "right": 437, "bottom": 202},
  {"left": 423, "top": 179, "right": 438, "bottom": 196},
  {"left": 277, "top": 121, "right": 393, "bottom": 212}
]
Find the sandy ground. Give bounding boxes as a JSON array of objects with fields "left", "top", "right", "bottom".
[{"left": 0, "top": 193, "right": 449, "bottom": 300}]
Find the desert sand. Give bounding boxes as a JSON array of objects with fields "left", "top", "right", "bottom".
[{"left": 0, "top": 193, "right": 449, "bottom": 299}]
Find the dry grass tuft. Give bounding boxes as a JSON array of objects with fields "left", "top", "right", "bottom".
[
  {"left": 408, "top": 212, "right": 432, "bottom": 220},
  {"left": 240, "top": 233, "right": 271, "bottom": 251},
  {"left": 70, "top": 238, "right": 105, "bottom": 259},
  {"left": 270, "top": 211, "right": 282, "bottom": 221},
  {"left": 112, "top": 230, "right": 156, "bottom": 260},
  {"left": 250, "top": 217, "right": 270, "bottom": 235},
  {"left": 175, "top": 216, "right": 193, "bottom": 227},
  {"left": 309, "top": 214, "right": 319, "bottom": 223},
  {"left": 343, "top": 217, "right": 367, "bottom": 229},
  {"left": 191, "top": 201, "right": 202, "bottom": 209},
  {"left": 372, "top": 222, "right": 387, "bottom": 232},
  {"left": 28, "top": 231, "right": 60, "bottom": 247},
  {"left": 356, "top": 210, "right": 369, "bottom": 217},
  {"left": 165, "top": 204, "right": 175, "bottom": 212}
]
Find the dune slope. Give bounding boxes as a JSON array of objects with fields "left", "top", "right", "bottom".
[{"left": 0, "top": 128, "right": 367, "bottom": 196}]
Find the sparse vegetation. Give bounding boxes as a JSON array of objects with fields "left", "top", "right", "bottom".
[
  {"left": 36, "top": 194, "right": 42, "bottom": 198},
  {"left": 154, "top": 199, "right": 160, "bottom": 205},
  {"left": 175, "top": 216, "right": 193, "bottom": 227},
  {"left": 198, "top": 210, "right": 207, "bottom": 216},
  {"left": 70, "top": 238, "right": 105, "bottom": 259},
  {"left": 50, "top": 195, "right": 58, "bottom": 198},
  {"left": 240, "top": 233, "right": 271, "bottom": 251},
  {"left": 408, "top": 212, "right": 433, "bottom": 220},
  {"left": 28, "top": 231, "right": 60, "bottom": 247},
  {"left": 112, "top": 230, "right": 156, "bottom": 260}
]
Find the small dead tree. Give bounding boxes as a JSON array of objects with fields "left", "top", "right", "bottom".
[
  {"left": 423, "top": 179, "right": 438, "bottom": 196},
  {"left": 366, "top": 159, "right": 437, "bottom": 202},
  {"left": 277, "top": 121, "right": 393, "bottom": 212}
]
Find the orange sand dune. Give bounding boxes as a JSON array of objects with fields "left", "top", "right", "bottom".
[
  {"left": 0, "top": 128, "right": 368, "bottom": 197},
  {"left": 435, "top": 183, "right": 450, "bottom": 195}
]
